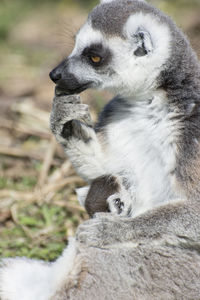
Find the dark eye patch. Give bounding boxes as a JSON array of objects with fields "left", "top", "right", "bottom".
[{"left": 82, "top": 43, "right": 112, "bottom": 67}]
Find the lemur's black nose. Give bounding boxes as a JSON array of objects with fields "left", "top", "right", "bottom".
[{"left": 49, "top": 67, "right": 62, "bottom": 83}]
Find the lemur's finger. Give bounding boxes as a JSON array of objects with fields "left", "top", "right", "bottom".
[
  {"left": 53, "top": 94, "right": 81, "bottom": 104},
  {"left": 50, "top": 103, "right": 92, "bottom": 131},
  {"left": 55, "top": 86, "right": 81, "bottom": 103}
]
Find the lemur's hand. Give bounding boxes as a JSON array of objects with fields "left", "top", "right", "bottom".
[
  {"left": 50, "top": 92, "right": 105, "bottom": 181},
  {"left": 50, "top": 93, "right": 93, "bottom": 144},
  {"left": 76, "top": 213, "right": 130, "bottom": 247}
]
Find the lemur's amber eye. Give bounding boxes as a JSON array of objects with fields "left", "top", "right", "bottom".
[{"left": 90, "top": 56, "right": 101, "bottom": 63}]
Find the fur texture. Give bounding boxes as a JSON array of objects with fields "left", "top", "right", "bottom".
[
  {"left": 1, "top": 202, "right": 200, "bottom": 299},
  {"left": 1, "top": 0, "right": 200, "bottom": 299}
]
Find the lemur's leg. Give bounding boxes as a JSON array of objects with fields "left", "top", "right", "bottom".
[
  {"left": 76, "top": 200, "right": 198, "bottom": 248},
  {"left": 50, "top": 95, "right": 106, "bottom": 181}
]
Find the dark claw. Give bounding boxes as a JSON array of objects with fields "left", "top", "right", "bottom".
[
  {"left": 61, "top": 119, "right": 91, "bottom": 143},
  {"left": 61, "top": 120, "right": 74, "bottom": 139}
]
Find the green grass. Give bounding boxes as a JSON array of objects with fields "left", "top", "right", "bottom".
[
  {"left": 0, "top": 175, "right": 83, "bottom": 261},
  {"left": 0, "top": 177, "right": 37, "bottom": 191},
  {"left": 0, "top": 203, "right": 73, "bottom": 261}
]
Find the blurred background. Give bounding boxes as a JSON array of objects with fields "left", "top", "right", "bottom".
[{"left": 0, "top": 0, "right": 199, "bottom": 261}]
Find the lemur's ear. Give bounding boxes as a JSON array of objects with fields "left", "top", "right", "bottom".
[
  {"left": 133, "top": 29, "right": 153, "bottom": 57},
  {"left": 75, "top": 186, "right": 90, "bottom": 207}
]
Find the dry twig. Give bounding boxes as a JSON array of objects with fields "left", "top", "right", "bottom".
[
  {"left": 0, "top": 118, "right": 51, "bottom": 139},
  {"left": 38, "top": 136, "right": 57, "bottom": 187},
  {"left": 0, "top": 145, "right": 44, "bottom": 160}
]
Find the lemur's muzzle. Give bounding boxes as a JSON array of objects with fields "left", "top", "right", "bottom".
[{"left": 49, "top": 59, "right": 92, "bottom": 95}]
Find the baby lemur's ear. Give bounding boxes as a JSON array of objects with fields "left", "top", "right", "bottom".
[{"left": 75, "top": 186, "right": 90, "bottom": 207}]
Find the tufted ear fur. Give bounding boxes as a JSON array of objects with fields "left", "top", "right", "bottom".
[
  {"left": 133, "top": 29, "right": 154, "bottom": 57},
  {"left": 124, "top": 12, "right": 171, "bottom": 63}
]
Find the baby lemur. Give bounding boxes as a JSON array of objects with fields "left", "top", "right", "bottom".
[
  {"left": 77, "top": 174, "right": 132, "bottom": 217},
  {"left": 49, "top": 0, "right": 200, "bottom": 246}
]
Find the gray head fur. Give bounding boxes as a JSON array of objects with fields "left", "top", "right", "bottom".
[{"left": 89, "top": 0, "right": 167, "bottom": 37}]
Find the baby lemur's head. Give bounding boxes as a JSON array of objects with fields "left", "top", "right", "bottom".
[
  {"left": 49, "top": 0, "right": 195, "bottom": 97},
  {"left": 76, "top": 175, "right": 133, "bottom": 218}
]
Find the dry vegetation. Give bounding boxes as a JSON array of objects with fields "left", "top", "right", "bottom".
[{"left": 0, "top": 0, "right": 199, "bottom": 261}]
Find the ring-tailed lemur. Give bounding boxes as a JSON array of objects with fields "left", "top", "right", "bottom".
[
  {"left": 49, "top": 0, "right": 200, "bottom": 247},
  {"left": 1, "top": 1, "right": 200, "bottom": 299},
  {"left": 50, "top": 0, "right": 200, "bottom": 218}
]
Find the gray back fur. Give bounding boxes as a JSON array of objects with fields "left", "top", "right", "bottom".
[
  {"left": 52, "top": 247, "right": 200, "bottom": 300},
  {"left": 50, "top": 201, "right": 200, "bottom": 300},
  {"left": 1, "top": 201, "right": 200, "bottom": 300}
]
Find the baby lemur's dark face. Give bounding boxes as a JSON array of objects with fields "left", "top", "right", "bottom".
[{"left": 85, "top": 175, "right": 122, "bottom": 217}]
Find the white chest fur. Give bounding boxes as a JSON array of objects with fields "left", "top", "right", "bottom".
[{"left": 105, "top": 92, "right": 182, "bottom": 216}]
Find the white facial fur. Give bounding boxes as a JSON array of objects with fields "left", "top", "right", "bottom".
[
  {"left": 122, "top": 13, "right": 171, "bottom": 91},
  {"left": 69, "top": 12, "right": 171, "bottom": 97},
  {"left": 69, "top": 23, "right": 106, "bottom": 88},
  {"left": 71, "top": 22, "right": 103, "bottom": 57},
  {"left": 104, "top": 13, "right": 171, "bottom": 95}
]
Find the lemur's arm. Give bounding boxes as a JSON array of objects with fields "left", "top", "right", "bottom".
[
  {"left": 76, "top": 201, "right": 200, "bottom": 248},
  {"left": 50, "top": 94, "right": 106, "bottom": 181},
  {"left": 50, "top": 94, "right": 129, "bottom": 182}
]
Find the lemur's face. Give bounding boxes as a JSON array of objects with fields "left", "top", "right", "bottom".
[{"left": 50, "top": 0, "right": 172, "bottom": 97}]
